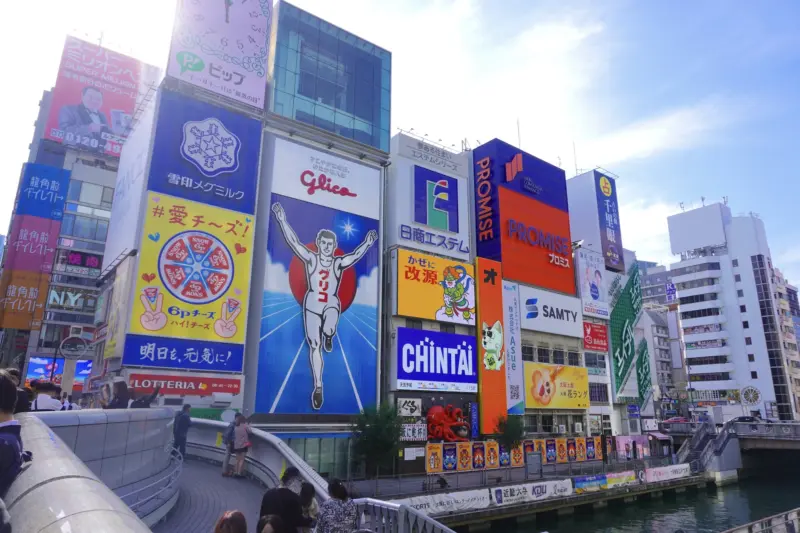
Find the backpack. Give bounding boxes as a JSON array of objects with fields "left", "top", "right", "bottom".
[
  {"left": 0, "top": 430, "right": 31, "bottom": 495},
  {"left": 60, "top": 403, "right": 73, "bottom": 411},
  {"left": 222, "top": 422, "right": 235, "bottom": 445}
]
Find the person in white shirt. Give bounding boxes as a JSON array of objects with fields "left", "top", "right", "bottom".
[
  {"left": 31, "top": 383, "right": 64, "bottom": 411},
  {"left": 61, "top": 394, "right": 81, "bottom": 411}
]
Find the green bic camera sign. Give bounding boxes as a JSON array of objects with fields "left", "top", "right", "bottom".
[
  {"left": 636, "top": 338, "right": 652, "bottom": 407},
  {"left": 610, "top": 262, "right": 643, "bottom": 396}
]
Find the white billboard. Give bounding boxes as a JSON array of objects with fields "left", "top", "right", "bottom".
[
  {"left": 385, "top": 134, "right": 471, "bottom": 260},
  {"left": 167, "top": 0, "right": 272, "bottom": 109},
  {"left": 518, "top": 285, "right": 583, "bottom": 338},
  {"left": 502, "top": 281, "right": 524, "bottom": 415},
  {"left": 576, "top": 248, "right": 611, "bottom": 319}
]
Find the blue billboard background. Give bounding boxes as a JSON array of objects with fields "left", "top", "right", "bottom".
[
  {"left": 17, "top": 163, "right": 71, "bottom": 220},
  {"left": 122, "top": 334, "right": 244, "bottom": 372},
  {"left": 472, "top": 138, "right": 568, "bottom": 260},
  {"left": 25, "top": 356, "right": 64, "bottom": 385},
  {"left": 147, "top": 90, "right": 262, "bottom": 214},
  {"left": 395, "top": 327, "right": 477, "bottom": 391},
  {"left": 594, "top": 170, "right": 624, "bottom": 272},
  {"left": 256, "top": 193, "right": 379, "bottom": 415},
  {"left": 73, "top": 359, "right": 93, "bottom": 385}
]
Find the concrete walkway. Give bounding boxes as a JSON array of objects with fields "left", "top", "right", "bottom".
[{"left": 154, "top": 459, "right": 265, "bottom": 533}]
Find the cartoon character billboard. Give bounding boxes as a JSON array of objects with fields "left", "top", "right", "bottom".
[
  {"left": 257, "top": 138, "right": 380, "bottom": 414},
  {"left": 122, "top": 192, "right": 254, "bottom": 372},
  {"left": 395, "top": 249, "right": 475, "bottom": 325},
  {"left": 524, "top": 362, "right": 589, "bottom": 409},
  {"left": 475, "top": 257, "right": 506, "bottom": 434}
]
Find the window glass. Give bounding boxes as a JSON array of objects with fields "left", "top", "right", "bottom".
[
  {"left": 74, "top": 216, "right": 97, "bottom": 240},
  {"left": 61, "top": 214, "right": 75, "bottom": 235},
  {"left": 536, "top": 346, "right": 550, "bottom": 363},
  {"left": 96, "top": 220, "right": 109, "bottom": 242},
  {"left": 67, "top": 180, "right": 81, "bottom": 202},
  {"left": 79, "top": 182, "right": 103, "bottom": 205},
  {"left": 102, "top": 187, "right": 114, "bottom": 205},
  {"left": 552, "top": 348, "right": 565, "bottom": 365}
]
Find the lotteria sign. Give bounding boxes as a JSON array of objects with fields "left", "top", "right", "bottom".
[
  {"left": 395, "top": 327, "right": 477, "bottom": 392},
  {"left": 129, "top": 373, "right": 241, "bottom": 395},
  {"left": 609, "top": 263, "right": 643, "bottom": 397},
  {"left": 517, "top": 285, "right": 582, "bottom": 338}
]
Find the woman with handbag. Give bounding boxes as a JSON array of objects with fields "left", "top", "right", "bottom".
[{"left": 232, "top": 414, "right": 253, "bottom": 478}]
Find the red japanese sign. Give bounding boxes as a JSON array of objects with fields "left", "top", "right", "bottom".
[
  {"left": 129, "top": 373, "right": 241, "bottom": 396},
  {"left": 583, "top": 322, "right": 609, "bottom": 352}
]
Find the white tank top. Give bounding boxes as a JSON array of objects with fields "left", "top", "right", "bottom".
[{"left": 304, "top": 255, "right": 342, "bottom": 314}]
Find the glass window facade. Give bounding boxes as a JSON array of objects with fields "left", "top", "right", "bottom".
[{"left": 270, "top": 2, "right": 391, "bottom": 151}]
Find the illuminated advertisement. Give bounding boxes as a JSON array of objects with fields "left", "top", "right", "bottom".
[
  {"left": 577, "top": 248, "right": 611, "bottom": 318},
  {"left": 25, "top": 356, "right": 64, "bottom": 386},
  {"left": 122, "top": 193, "right": 254, "bottom": 371},
  {"left": 498, "top": 187, "right": 575, "bottom": 294},
  {"left": 396, "top": 249, "right": 475, "bottom": 325},
  {"left": 502, "top": 281, "right": 524, "bottom": 415},
  {"left": 168, "top": 0, "right": 272, "bottom": 109},
  {"left": 609, "top": 263, "right": 643, "bottom": 396},
  {"left": 53, "top": 249, "right": 103, "bottom": 277},
  {"left": 16, "top": 164, "right": 71, "bottom": 221},
  {"left": 524, "top": 362, "right": 589, "bottom": 409},
  {"left": 4, "top": 215, "right": 60, "bottom": 274},
  {"left": 583, "top": 322, "right": 609, "bottom": 352},
  {"left": 129, "top": 372, "right": 241, "bottom": 396},
  {"left": 72, "top": 360, "right": 93, "bottom": 392},
  {"left": 473, "top": 138, "right": 568, "bottom": 261},
  {"left": 517, "top": 285, "right": 582, "bottom": 338},
  {"left": 257, "top": 138, "right": 380, "bottom": 414},
  {"left": 104, "top": 255, "right": 135, "bottom": 359},
  {"left": 594, "top": 171, "right": 624, "bottom": 272},
  {"left": 0, "top": 270, "right": 49, "bottom": 330},
  {"left": 476, "top": 258, "right": 506, "bottom": 434},
  {"left": 148, "top": 90, "right": 262, "bottom": 214},
  {"left": 44, "top": 36, "right": 160, "bottom": 158},
  {"left": 395, "top": 328, "right": 477, "bottom": 392}
]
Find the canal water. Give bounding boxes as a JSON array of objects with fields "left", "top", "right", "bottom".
[{"left": 518, "top": 478, "right": 800, "bottom": 532}]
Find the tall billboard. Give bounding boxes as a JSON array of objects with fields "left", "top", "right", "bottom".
[
  {"left": 524, "top": 362, "right": 589, "bottom": 410},
  {"left": 167, "top": 0, "right": 272, "bottom": 109},
  {"left": 16, "top": 164, "right": 71, "bottom": 220},
  {"left": 394, "top": 328, "right": 477, "bottom": 392},
  {"left": 104, "top": 255, "right": 135, "bottom": 359},
  {"left": 577, "top": 248, "right": 611, "bottom": 319},
  {"left": 609, "top": 263, "right": 643, "bottom": 396},
  {"left": 4, "top": 215, "right": 60, "bottom": 274},
  {"left": 475, "top": 258, "right": 506, "bottom": 434},
  {"left": 256, "top": 139, "right": 381, "bottom": 414},
  {"left": 44, "top": 36, "right": 161, "bottom": 158},
  {"left": 0, "top": 270, "right": 49, "bottom": 330},
  {"left": 502, "top": 281, "right": 524, "bottom": 415},
  {"left": 395, "top": 249, "right": 475, "bottom": 326},
  {"left": 594, "top": 171, "right": 624, "bottom": 272},
  {"left": 122, "top": 192, "right": 254, "bottom": 373}
]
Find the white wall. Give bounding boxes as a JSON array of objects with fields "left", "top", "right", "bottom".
[
  {"left": 667, "top": 203, "right": 730, "bottom": 255},
  {"left": 566, "top": 171, "right": 601, "bottom": 250}
]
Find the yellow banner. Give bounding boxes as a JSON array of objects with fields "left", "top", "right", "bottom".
[
  {"left": 485, "top": 441, "right": 500, "bottom": 469},
  {"left": 426, "top": 443, "right": 443, "bottom": 473},
  {"left": 524, "top": 362, "right": 590, "bottom": 409},
  {"left": 510, "top": 444, "right": 524, "bottom": 467},
  {"left": 556, "top": 438, "right": 568, "bottom": 464},
  {"left": 396, "top": 249, "right": 475, "bottom": 325},
  {"left": 456, "top": 442, "right": 472, "bottom": 471},
  {"left": 129, "top": 193, "right": 254, "bottom": 344}
]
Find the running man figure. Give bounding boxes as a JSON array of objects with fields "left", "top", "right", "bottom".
[{"left": 271, "top": 202, "right": 378, "bottom": 410}]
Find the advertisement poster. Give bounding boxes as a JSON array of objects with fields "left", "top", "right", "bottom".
[
  {"left": 126, "top": 193, "right": 253, "bottom": 355},
  {"left": 472, "top": 442, "right": 486, "bottom": 469},
  {"left": 517, "top": 285, "right": 583, "bottom": 338},
  {"left": 586, "top": 437, "right": 596, "bottom": 460},
  {"left": 396, "top": 249, "right": 475, "bottom": 325},
  {"left": 576, "top": 437, "right": 587, "bottom": 461},
  {"left": 485, "top": 441, "right": 500, "bottom": 469},
  {"left": 395, "top": 328, "right": 477, "bottom": 392},
  {"left": 426, "top": 443, "right": 443, "bottom": 473},
  {"left": 556, "top": 438, "right": 568, "bottom": 464},
  {"left": 475, "top": 258, "right": 506, "bottom": 434},
  {"left": 16, "top": 164, "right": 71, "bottom": 220},
  {"left": 605, "top": 471, "right": 637, "bottom": 488},
  {"left": 577, "top": 248, "right": 610, "bottom": 318},
  {"left": 104, "top": 256, "right": 135, "bottom": 359},
  {"left": 442, "top": 443, "right": 457, "bottom": 471},
  {"left": 583, "top": 322, "right": 609, "bottom": 353},
  {"left": 129, "top": 373, "right": 241, "bottom": 395},
  {"left": 44, "top": 36, "right": 160, "bottom": 157},
  {"left": 148, "top": 90, "right": 262, "bottom": 214},
  {"left": 498, "top": 187, "right": 575, "bottom": 294},
  {"left": 0, "top": 270, "right": 50, "bottom": 330},
  {"left": 502, "top": 281, "right": 524, "bottom": 415},
  {"left": 545, "top": 439, "right": 556, "bottom": 464},
  {"left": 637, "top": 338, "right": 653, "bottom": 407},
  {"left": 456, "top": 442, "right": 472, "bottom": 471},
  {"left": 71, "top": 360, "right": 93, "bottom": 392},
  {"left": 566, "top": 438, "right": 577, "bottom": 462},
  {"left": 393, "top": 489, "right": 490, "bottom": 516},
  {"left": 4, "top": 215, "right": 60, "bottom": 273},
  {"left": 168, "top": 0, "right": 271, "bottom": 109},
  {"left": 524, "top": 362, "right": 589, "bottom": 409},
  {"left": 595, "top": 171, "right": 624, "bottom": 272},
  {"left": 645, "top": 464, "right": 691, "bottom": 483},
  {"left": 256, "top": 139, "right": 380, "bottom": 415},
  {"left": 24, "top": 356, "right": 64, "bottom": 386},
  {"left": 609, "top": 263, "right": 643, "bottom": 396},
  {"left": 510, "top": 444, "right": 524, "bottom": 467},
  {"left": 574, "top": 474, "right": 606, "bottom": 494},
  {"left": 492, "top": 479, "right": 573, "bottom": 506},
  {"left": 386, "top": 153, "right": 470, "bottom": 260}
]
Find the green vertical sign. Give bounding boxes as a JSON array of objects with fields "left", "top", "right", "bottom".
[
  {"left": 636, "top": 339, "right": 652, "bottom": 407},
  {"left": 609, "top": 262, "right": 642, "bottom": 397}
]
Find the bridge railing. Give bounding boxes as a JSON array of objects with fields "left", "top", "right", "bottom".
[
  {"left": 730, "top": 421, "right": 800, "bottom": 439},
  {"left": 721, "top": 507, "right": 800, "bottom": 532},
  {"left": 353, "top": 497, "right": 456, "bottom": 533}
]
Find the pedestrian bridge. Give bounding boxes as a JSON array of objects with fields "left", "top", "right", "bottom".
[{"left": 12, "top": 408, "right": 451, "bottom": 533}]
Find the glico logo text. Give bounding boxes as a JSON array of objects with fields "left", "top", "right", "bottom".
[
  {"left": 474, "top": 157, "right": 496, "bottom": 242},
  {"left": 507, "top": 219, "right": 571, "bottom": 268}
]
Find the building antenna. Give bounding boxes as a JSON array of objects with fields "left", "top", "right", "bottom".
[
  {"left": 701, "top": 196, "right": 706, "bottom": 206},
  {"left": 572, "top": 141, "right": 579, "bottom": 176},
  {"left": 679, "top": 202, "right": 685, "bottom": 212},
  {"left": 516, "top": 118, "right": 522, "bottom": 148},
  {"left": 98, "top": 31, "right": 104, "bottom": 46}
]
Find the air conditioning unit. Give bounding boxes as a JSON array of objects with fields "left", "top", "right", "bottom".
[
  {"left": 558, "top": 424, "right": 567, "bottom": 434},
  {"left": 574, "top": 422, "right": 583, "bottom": 434},
  {"left": 210, "top": 392, "right": 233, "bottom": 408}
]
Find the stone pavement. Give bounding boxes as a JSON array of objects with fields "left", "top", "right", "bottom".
[{"left": 154, "top": 459, "right": 265, "bottom": 533}]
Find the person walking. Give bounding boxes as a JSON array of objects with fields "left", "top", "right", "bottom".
[
  {"left": 315, "top": 479, "right": 357, "bottom": 533},
  {"left": 259, "top": 468, "right": 312, "bottom": 533},
  {"left": 256, "top": 515, "right": 285, "bottom": 533},
  {"left": 102, "top": 382, "right": 130, "bottom": 409},
  {"left": 213, "top": 510, "right": 247, "bottom": 533},
  {"left": 173, "top": 404, "right": 191, "bottom": 459},
  {"left": 221, "top": 415, "right": 237, "bottom": 477},
  {"left": 30, "top": 382, "right": 63, "bottom": 411},
  {"left": 231, "top": 414, "right": 251, "bottom": 477},
  {"left": 0, "top": 370, "right": 31, "bottom": 495},
  {"left": 298, "top": 482, "right": 318, "bottom": 533}
]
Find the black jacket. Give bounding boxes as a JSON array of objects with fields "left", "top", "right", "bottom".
[
  {"left": 173, "top": 412, "right": 191, "bottom": 440},
  {"left": 13, "top": 389, "right": 29, "bottom": 414},
  {"left": 259, "top": 487, "right": 312, "bottom": 533}
]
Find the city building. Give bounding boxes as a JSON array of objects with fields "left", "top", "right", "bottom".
[
  {"left": 786, "top": 283, "right": 800, "bottom": 316},
  {"left": 667, "top": 203, "right": 795, "bottom": 421},
  {"left": 641, "top": 264, "right": 674, "bottom": 307},
  {"left": 774, "top": 268, "right": 800, "bottom": 414}
]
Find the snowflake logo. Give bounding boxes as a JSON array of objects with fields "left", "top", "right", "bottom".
[{"left": 180, "top": 117, "right": 241, "bottom": 178}]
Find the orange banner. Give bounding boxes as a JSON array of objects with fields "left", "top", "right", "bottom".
[
  {"left": 426, "top": 443, "right": 443, "bottom": 473},
  {"left": 576, "top": 437, "right": 587, "bottom": 462},
  {"left": 476, "top": 257, "right": 506, "bottom": 434},
  {"left": 456, "top": 442, "right": 472, "bottom": 471},
  {"left": 595, "top": 436, "right": 604, "bottom": 460},
  {"left": 0, "top": 270, "right": 49, "bottom": 330},
  {"left": 556, "top": 438, "right": 568, "bottom": 464},
  {"left": 511, "top": 444, "right": 525, "bottom": 467},
  {"left": 485, "top": 441, "right": 500, "bottom": 469}
]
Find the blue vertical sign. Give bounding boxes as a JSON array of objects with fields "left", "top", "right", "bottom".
[
  {"left": 16, "top": 164, "right": 71, "bottom": 220},
  {"left": 594, "top": 171, "right": 624, "bottom": 272}
]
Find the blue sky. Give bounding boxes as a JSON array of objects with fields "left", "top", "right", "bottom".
[{"left": 2, "top": 0, "right": 799, "bottom": 279}]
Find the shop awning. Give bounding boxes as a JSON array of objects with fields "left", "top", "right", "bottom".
[{"left": 648, "top": 431, "right": 671, "bottom": 440}]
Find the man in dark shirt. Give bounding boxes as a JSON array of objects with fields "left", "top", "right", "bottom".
[
  {"left": 259, "top": 467, "right": 312, "bottom": 533},
  {"left": 173, "top": 404, "right": 192, "bottom": 458},
  {"left": 4, "top": 370, "right": 28, "bottom": 415}
]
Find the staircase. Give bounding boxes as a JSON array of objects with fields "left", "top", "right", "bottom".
[{"left": 676, "top": 421, "right": 716, "bottom": 470}]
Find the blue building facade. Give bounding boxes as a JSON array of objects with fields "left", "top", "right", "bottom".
[{"left": 269, "top": 1, "right": 391, "bottom": 151}]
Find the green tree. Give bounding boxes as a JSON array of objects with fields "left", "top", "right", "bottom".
[
  {"left": 351, "top": 403, "right": 403, "bottom": 478},
  {"left": 495, "top": 415, "right": 525, "bottom": 451}
]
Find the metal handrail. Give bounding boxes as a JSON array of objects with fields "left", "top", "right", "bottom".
[
  {"left": 120, "top": 448, "right": 183, "bottom": 512},
  {"left": 721, "top": 507, "right": 800, "bottom": 532},
  {"left": 353, "top": 497, "right": 456, "bottom": 533}
]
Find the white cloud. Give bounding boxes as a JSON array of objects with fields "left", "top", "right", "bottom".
[
  {"left": 264, "top": 251, "right": 293, "bottom": 294},
  {"left": 29, "top": 357, "right": 50, "bottom": 365},
  {"left": 353, "top": 266, "right": 379, "bottom": 307},
  {"left": 34, "top": 369, "right": 44, "bottom": 374},
  {"left": 618, "top": 196, "right": 679, "bottom": 267}
]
